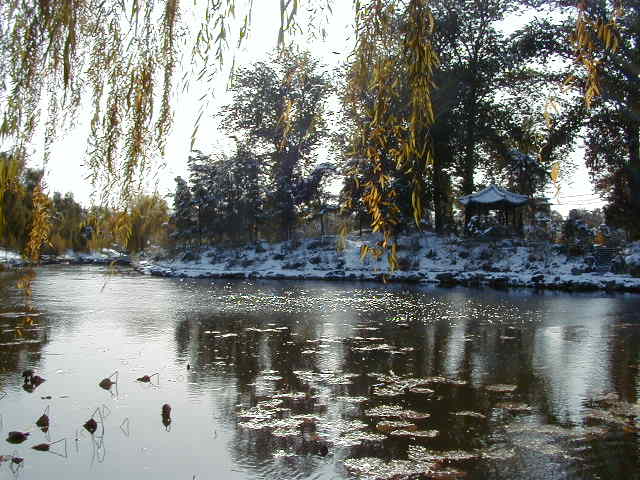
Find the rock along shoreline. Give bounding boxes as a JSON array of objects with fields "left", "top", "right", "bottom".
[
  {"left": 134, "top": 234, "right": 640, "bottom": 294},
  {"left": 3, "top": 236, "right": 640, "bottom": 293}
]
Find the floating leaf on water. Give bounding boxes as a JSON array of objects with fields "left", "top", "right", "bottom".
[
  {"left": 290, "top": 414, "right": 321, "bottom": 424},
  {"left": 352, "top": 344, "right": 394, "bottom": 352},
  {"left": 365, "top": 405, "right": 430, "bottom": 421},
  {"left": 272, "top": 427, "right": 300, "bottom": 438},
  {"left": 427, "top": 469, "right": 467, "bottom": 479},
  {"left": 83, "top": 418, "right": 98, "bottom": 434},
  {"left": 245, "top": 328, "right": 279, "bottom": 333},
  {"left": 452, "top": 411, "right": 486, "bottom": 420},
  {"left": 376, "top": 420, "right": 417, "bottom": 433},
  {"left": 606, "top": 401, "right": 640, "bottom": 418},
  {"left": 517, "top": 437, "right": 569, "bottom": 457},
  {"left": 326, "top": 375, "right": 356, "bottom": 385},
  {"left": 99, "top": 371, "right": 118, "bottom": 390},
  {"left": 573, "top": 426, "right": 610, "bottom": 440},
  {"left": 485, "top": 384, "right": 517, "bottom": 393},
  {"left": 403, "top": 410, "right": 432, "bottom": 421},
  {"left": 448, "top": 379, "right": 468, "bottom": 386},
  {"left": 372, "top": 385, "right": 405, "bottom": 397},
  {"left": 583, "top": 408, "right": 628, "bottom": 427},
  {"left": 237, "top": 407, "right": 276, "bottom": 421},
  {"left": 495, "top": 403, "right": 533, "bottom": 413},
  {"left": 408, "top": 446, "right": 480, "bottom": 463},
  {"left": 238, "top": 421, "right": 268, "bottom": 430},
  {"left": 389, "top": 429, "right": 439, "bottom": 439},
  {"left": 409, "top": 386, "right": 435, "bottom": 395},
  {"left": 333, "top": 431, "right": 387, "bottom": 447},
  {"left": 136, "top": 373, "right": 159, "bottom": 383},
  {"left": 343, "top": 456, "right": 440, "bottom": 479},
  {"left": 479, "top": 446, "right": 517, "bottom": 461},
  {"left": 36, "top": 414, "right": 49, "bottom": 429},
  {"left": 319, "top": 419, "right": 368, "bottom": 433},
  {"left": 422, "top": 376, "right": 449, "bottom": 384},
  {"left": 273, "top": 449, "right": 296, "bottom": 458},
  {"left": 505, "top": 423, "right": 573, "bottom": 437},
  {"left": 337, "top": 396, "right": 369, "bottom": 404},
  {"left": 364, "top": 405, "right": 406, "bottom": 418},
  {"left": 6, "top": 432, "right": 29, "bottom": 444},
  {"left": 273, "top": 392, "right": 308, "bottom": 400}
]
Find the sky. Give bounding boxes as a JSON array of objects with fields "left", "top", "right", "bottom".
[{"left": 36, "top": 0, "right": 604, "bottom": 217}]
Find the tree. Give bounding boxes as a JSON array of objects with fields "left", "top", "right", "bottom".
[
  {"left": 2, "top": 0, "right": 635, "bottom": 261},
  {"left": 171, "top": 176, "right": 196, "bottom": 248},
  {"left": 220, "top": 50, "right": 332, "bottom": 241},
  {"left": 582, "top": 3, "right": 640, "bottom": 237},
  {"left": 126, "top": 195, "right": 170, "bottom": 253},
  {"left": 48, "top": 192, "right": 87, "bottom": 254}
]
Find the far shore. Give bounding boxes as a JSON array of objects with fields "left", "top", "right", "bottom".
[{"left": 3, "top": 235, "right": 640, "bottom": 293}]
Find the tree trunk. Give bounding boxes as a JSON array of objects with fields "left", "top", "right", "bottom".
[
  {"left": 432, "top": 137, "right": 453, "bottom": 233},
  {"left": 462, "top": 99, "right": 478, "bottom": 229},
  {"left": 624, "top": 120, "right": 640, "bottom": 231}
]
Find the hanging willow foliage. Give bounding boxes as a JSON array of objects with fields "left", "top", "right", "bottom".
[
  {"left": 0, "top": 152, "right": 25, "bottom": 242},
  {"left": 25, "top": 182, "right": 52, "bottom": 262},
  {"left": 0, "top": 0, "right": 626, "bottom": 266},
  {"left": 571, "top": 0, "right": 624, "bottom": 109},
  {"left": 342, "top": 0, "right": 438, "bottom": 270}
]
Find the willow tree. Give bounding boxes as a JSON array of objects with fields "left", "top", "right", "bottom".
[
  {"left": 0, "top": 0, "right": 628, "bottom": 262},
  {"left": 342, "top": 0, "right": 439, "bottom": 267}
]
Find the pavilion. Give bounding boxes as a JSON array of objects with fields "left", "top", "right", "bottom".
[{"left": 458, "top": 185, "right": 529, "bottom": 235}]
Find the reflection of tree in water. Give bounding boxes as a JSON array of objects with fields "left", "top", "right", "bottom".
[
  {"left": 170, "top": 284, "right": 640, "bottom": 479},
  {"left": 0, "top": 271, "right": 49, "bottom": 393}
]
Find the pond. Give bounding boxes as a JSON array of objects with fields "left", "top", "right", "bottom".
[{"left": 0, "top": 265, "right": 638, "bottom": 479}]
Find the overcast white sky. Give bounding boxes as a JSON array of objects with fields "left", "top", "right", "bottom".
[{"left": 37, "top": 0, "right": 603, "bottom": 216}]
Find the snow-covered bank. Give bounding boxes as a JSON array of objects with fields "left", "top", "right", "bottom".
[
  {"left": 0, "top": 248, "right": 130, "bottom": 268},
  {"left": 135, "top": 234, "right": 640, "bottom": 293}
]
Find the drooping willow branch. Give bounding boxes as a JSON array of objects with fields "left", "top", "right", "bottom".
[{"left": 342, "top": 0, "right": 438, "bottom": 270}]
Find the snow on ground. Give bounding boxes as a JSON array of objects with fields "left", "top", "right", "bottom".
[
  {"left": 2, "top": 234, "right": 639, "bottom": 292},
  {"left": 135, "top": 233, "right": 640, "bottom": 293},
  {"left": 0, "top": 248, "right": 128, "bottom": 268},
  {"left": 0, "top": 248, "right": 23, "bottom": 266}
]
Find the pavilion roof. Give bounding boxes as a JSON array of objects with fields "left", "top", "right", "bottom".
[{"left": 458, "top": 185, "right": 529, "bottom": 206}]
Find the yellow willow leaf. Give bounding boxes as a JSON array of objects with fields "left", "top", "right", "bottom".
[
  {"left": 551, "top": 162, "right": 560, "bottom": 183},
  {"left": 611, "top": 33, "right": 619, "bottom": 51},
  {"left": 360, "top": 244, "right": 369, "bottom": 261}
]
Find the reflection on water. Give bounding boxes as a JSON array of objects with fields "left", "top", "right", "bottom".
[{"left": 0, "top": 265, "right": 638, "bottom": 479}]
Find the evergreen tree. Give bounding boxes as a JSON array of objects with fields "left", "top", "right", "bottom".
[{"left": 171, "top": 176, "right": 196, "bottom": 247}]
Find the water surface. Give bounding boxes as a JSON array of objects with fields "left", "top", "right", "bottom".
[{"left": 0, "top": 265, "right": 638, "bottom": 479}]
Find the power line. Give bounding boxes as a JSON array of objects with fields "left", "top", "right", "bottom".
[{"left": 555, "top": 193, "right": 602, "bottom": 199}]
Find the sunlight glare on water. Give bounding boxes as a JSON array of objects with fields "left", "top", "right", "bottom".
[{"left": 0, "top": 265, "right": 638, "bottom": 479}]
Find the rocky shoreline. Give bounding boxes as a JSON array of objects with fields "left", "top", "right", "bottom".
[
  {"left": 3, "top": 236, "right": 640, "bottom": 293},
  {"left": 134, "top": 234, "right": 640, "bottom": 294}
]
